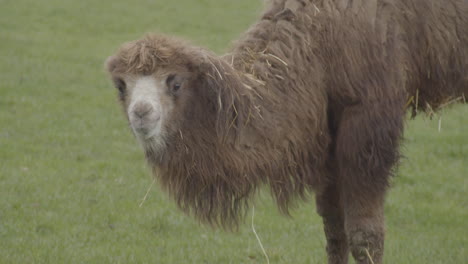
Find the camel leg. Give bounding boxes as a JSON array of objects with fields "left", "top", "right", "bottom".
[
  {"left": 316, "top": 183, "right": 349, "bottom": 264},
  {"left": 341, "top": 188, "right": 386, "bottom": 264},
  {"left": 334, "top": 99, "right": 405, "bottom": 263}
]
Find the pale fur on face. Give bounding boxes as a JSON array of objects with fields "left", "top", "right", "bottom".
[{"left": 124, "top": 75, "right": 174, "bottom": 153}]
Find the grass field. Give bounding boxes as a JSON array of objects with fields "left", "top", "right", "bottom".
[{"left": 0, "top": 0, "right": 466, "bottom": 263}]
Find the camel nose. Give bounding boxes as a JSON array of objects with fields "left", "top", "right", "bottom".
[{"left": 133, "top": 102, "right": 153, "bottom": 118}]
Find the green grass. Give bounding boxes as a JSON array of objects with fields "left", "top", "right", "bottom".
[{"left": 0, "top": 0, "right": 466, "bottom": 263}]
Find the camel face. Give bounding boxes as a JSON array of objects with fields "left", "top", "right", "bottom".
[
  {"left": 127, "top": 76, "right": 167, "bottom": 140},
  {"left": 118, "top": 73, "right": 178, "bottom": 154}
]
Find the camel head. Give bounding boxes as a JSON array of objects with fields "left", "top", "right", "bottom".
[
  {"left": 106, "top": 35, "right": 208, "bottom": 158},
  {"left": 106, "top": 34, "right": 249, "bottom": 163}
]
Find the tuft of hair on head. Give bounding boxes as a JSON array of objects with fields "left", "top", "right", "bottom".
[{"left": 105, "top": 34, "right": 208, "bottom": 76}]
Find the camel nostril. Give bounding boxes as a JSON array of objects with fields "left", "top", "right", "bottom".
[{"left": 133, "top": 103, "right": 153, "bottom": 118}]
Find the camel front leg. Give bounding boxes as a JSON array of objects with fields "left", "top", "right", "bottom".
[{"left": 334, "top": 99, "right": 405, "bottom": 263}]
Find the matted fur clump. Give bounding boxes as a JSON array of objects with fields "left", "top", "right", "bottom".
[{"left": 106, "top": 0, "right": 467, "bottom": 263}]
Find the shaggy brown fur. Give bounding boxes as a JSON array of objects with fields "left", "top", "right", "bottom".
[{"left": 106, "top": 0, "right": 467, "bottom": 263}]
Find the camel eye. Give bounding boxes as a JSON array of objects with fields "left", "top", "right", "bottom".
[
  {"left": 173, "top": 83, "right": 181, "bottom": 92},
  {"left": 166, "top": 74, "right": 183, "bottom": 94},
  {"left": 114, "top": 78, "right": 126, "bottom": 94}
]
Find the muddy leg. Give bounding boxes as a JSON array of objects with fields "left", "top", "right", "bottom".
[
  {"left": 316, "top": 184, "right": 349, "bottom": 264},
  {"left": 335, "top": 100, "right": 405, "bottom": 263},
  {"left": 342, "top": 189, "right": 385, "bottom": 264}
]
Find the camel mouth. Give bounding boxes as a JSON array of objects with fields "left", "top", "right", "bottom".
[
  {"left": 128, "top": 106, "right": 163, "bottom": 141},
  {"left": 142, "top": 126, "right": 161, "bottom": 141},
  {"left": 131, "top": 122, "right": 161, "bottom": 141}
]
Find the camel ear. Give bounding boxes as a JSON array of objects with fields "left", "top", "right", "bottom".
[
  {"left": 186, "top": 50, "right": 219, "bottom": 76},
  {"left": 105, "top": 55, "right": 120, "bottom": 74}
]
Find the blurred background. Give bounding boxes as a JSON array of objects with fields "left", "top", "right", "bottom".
[{"left": 0, "top": 0, "right": 466, "bottom": 263}]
